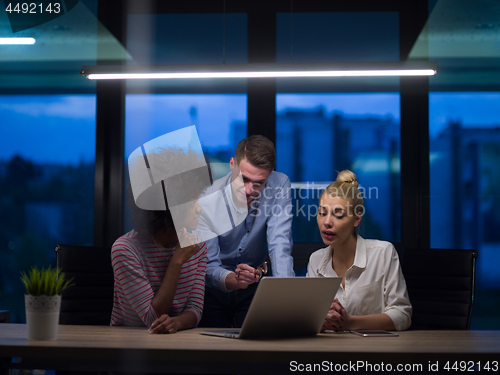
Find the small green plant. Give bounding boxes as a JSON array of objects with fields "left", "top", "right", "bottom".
[{"left": 20, "top": 266, "right": 74, "bottom": 296}]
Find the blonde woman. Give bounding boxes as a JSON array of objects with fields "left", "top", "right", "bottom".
[{"left": 306, "top": 170, "right": 412, "bottom": 331}]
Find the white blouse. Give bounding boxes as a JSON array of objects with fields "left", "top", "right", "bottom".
[{"left": 306, "top": 234, "right": 412, "bottom": 331}]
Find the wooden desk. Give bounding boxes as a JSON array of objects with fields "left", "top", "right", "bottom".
[{"left": 1, "top": 324, "right": 500, "bottom": 374}]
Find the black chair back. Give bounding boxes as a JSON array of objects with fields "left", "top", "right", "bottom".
[
  {"left": 0, "top": 310, "right": 10, "bottom": 323},
  {"left": 402, "top": 248, "right": 478, "bottom": 330},
  {"left": 55, "top": 244, "right": 114, "bottom": 325}
]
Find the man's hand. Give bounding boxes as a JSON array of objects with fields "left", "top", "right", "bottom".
[
  {"left": 149, "top": 314, "right": 180, "bottom": 334},
  {"left": 235, "top": 263, "right": 262, "bottom": 288},
  {"left": 225, "top": 263, "right": 263, "bottom": 290}
]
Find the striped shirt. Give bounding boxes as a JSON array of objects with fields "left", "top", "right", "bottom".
[{"left": 110, "top": 229, "right": 207, "bottom": 327}]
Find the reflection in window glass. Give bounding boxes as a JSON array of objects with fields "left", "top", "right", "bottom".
[
  {"left": 124, "top": 94, "right": 247, "bottom": 231},
  {"left": 430, "top": 92, "right": 500, "bottom": 329},
  {"left": 277, "top": 94, "right": 401, "bottom": 245},
  {"left": 0, "top": 95, "right": 96, "bottom": 323},
  {"left": 276, "top": 12, "right": 399, "bottom": 62},
  {"left": 127, "top": 13, "right": 247, "bottom": 65}
]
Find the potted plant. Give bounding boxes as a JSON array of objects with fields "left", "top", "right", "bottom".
[{"left": 21, "top": 266, "right": 73, "bottom": 340}]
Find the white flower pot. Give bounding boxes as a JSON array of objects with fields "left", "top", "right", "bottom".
[{"left": 25, "top": 294, "right": 62, "bottom": 340}]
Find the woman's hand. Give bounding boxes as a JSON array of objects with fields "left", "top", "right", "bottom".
[
  {"left": 149, "top": 314, "right": 180, "bottom": 334},
  {"left": 171, "top": 228, "right": 202, "bottom": 265},
  {"left": 322, "top": 300, "right": 396, "bottom": 331},
  {"left": 321, "top": 298, "right": 345, "bottom": 332}
]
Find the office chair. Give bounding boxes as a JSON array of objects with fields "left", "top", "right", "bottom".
[
  {"left": 402, "top": 248, "right": 478, "bottom": 330},
  {"left": 292, "top": 243, "right": 324, "bottom": 275},
  {"left": 54, "top": 244, "right": 114, "bottom": 326},
  {"left": 0, "top": 310, "right": 10, "bottom": 323}
]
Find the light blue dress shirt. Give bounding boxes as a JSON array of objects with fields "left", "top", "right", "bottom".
[{"left": 196, "top": 170, "right": 295, "bottom": 291}]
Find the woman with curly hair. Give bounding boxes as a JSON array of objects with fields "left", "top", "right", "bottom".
[{"left": 111, "top": 148, "right": 210, "bottom": 334}]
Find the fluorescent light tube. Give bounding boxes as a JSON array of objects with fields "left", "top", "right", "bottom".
[
  {"left": 0, "top": 37, "right": 36, "bottom": 45},
  {"left": 81, "top": 62, "right": 438, "bottom": 80}
]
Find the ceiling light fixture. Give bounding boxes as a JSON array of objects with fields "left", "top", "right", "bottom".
[
  {"left": 0, "top": 37, "right": 36, "bottom": 45},
  {"left": 81, "top": 61, "right": 438, "bottom": 80}
]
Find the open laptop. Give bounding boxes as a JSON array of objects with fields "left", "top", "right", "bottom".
[{"left": 199, "top": 276, "right": 341, "bottom": 339}]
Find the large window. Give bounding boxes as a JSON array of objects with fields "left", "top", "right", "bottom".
[
  {"left": 277, "top": 94, "right": 401, "bottom": 245},
  {"left": 123, "top": 94, "right": 247, "bottom": 231},
  {"left": 276, "top": 12, "right": 399, "bottom": 63},
  {"left": 124, "top": 11, "right": 249, "bottom": 232},
  {"left": 273, "top": 11, "right": 401, "bottom": 277},
  {"left": 125, "top": 94, "right": 247, "bottom": 162},
  {"left": 430, "top": 92, "right": 500, "bottom": 328},
  {"left": 127, "top": 13, "right": 247, "bottom": 65},
  {"left": 0, "top": 0, "right": 98, "bottom": 323},
  {"left": 0, "top": 95, "right": 96, "bottom": 322}
]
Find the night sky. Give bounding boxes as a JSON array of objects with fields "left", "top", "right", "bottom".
[{"left": 1, "top": 92, "right": 500, "bottom": 165}]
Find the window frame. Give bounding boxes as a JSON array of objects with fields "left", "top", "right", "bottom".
[{"left": 94, "top": 0, "right": 431, "bottom": 261}]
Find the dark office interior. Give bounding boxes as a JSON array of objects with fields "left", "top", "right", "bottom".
[{"left": 1, "top": 0, "right": 500, "bottom": 333}]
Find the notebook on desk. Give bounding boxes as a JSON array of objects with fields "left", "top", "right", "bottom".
[{"left": 199, "top": 276, "right": 341, "bottom": 339}]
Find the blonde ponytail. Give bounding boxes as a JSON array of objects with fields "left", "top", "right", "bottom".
[
  {"left": 335, "top": 170, "right": 359, "bottom": 188},
  {"left": 323, "top": 170, "right": 364, "bottom": 216}
]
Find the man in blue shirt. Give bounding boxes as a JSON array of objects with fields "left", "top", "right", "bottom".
[{"left": 197, "top": 135, "right": 295, "bottom": 328}]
